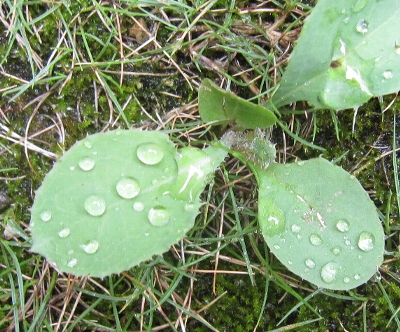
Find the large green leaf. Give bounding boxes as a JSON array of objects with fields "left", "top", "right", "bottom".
[
  {"left": 271, "top": 0, "right": 400, "bottom": 110},
  {"left": 255, "top": 158, "right": 384, "bottom": 290},
  {"left": 30, "top": 130, "right": 227, "bottom": 277},
  {"left": 199, "top": 79, "right": 277, "bottom": 129}
]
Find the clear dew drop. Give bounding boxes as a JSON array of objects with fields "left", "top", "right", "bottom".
[
  {"left": 273, "top": 244, "right": 281, "bottom": 250},
  {"left": 297, "top": 160, "right": 305, "bottom": 166},
  {"left": 383, "top": 70, "right": 393, "bottom": 79},
  {"left": 58, "top": 228, "right": 70, "bottom": 238},
  {"left": 336, "top": 219, "right": 350, "bottom": 232},
  {"left": 67, "top": 258, "right": 77, "bottom": 268},
  {"left": 136, "top": 143, "right": 164, "bottom": 165},
  {"left": 81, "top": 240, "right": 99, "bottom": 254},
  {"left": 309, "top": 233, "right": 323, "bottom": 246},
  {"left": 84, "top": 195, "right": 106, "bottom": 216},
  {"left": 331, "top": 247, "right": 341, "bottom": 256},
  {"left": 305, "top": 259, "right": 316, "bottom": 269},
  {"left": 184, "top": 203, "right": 196, "bottom": 212},
  {"left": 356, "top": 19, "right": 369, "bottom": 33},
  {"left": 354, "top": 273, "right": 361, "bottom": 280},
  {"left": 69, "top": 166, "right": 75, "bottom": 171},
  {"left": 83, "top": 140, "right": 93, "bottom": 149},
  {"left": 291, "top": 224, "right": 301, "bottom": 234},
  {"left": 148, "top": 206, "right": 170, "bottom": 227},
  {"left": 79, "top": 157, "right": 95, "bottom": 171},
  {"left": 320, "top": 262, "right": 340, "bottom": 284},
  {"left": 116, "top": 177, "right": 140, "bottom": 199},
  {"left": 395, "top": 45, "right": 400, "bottom": 55},
  {"left": 40, "top": 210, "right": 52, "bottom": 222},
  {"left": 343, "top": 276, "right": 351, "bottom": 283},
  {"left": 133, "top": 202, "right": 144, "bottom": 212},
  {"left": 357, "top": 231, "right": 375, "bottom": 251}
]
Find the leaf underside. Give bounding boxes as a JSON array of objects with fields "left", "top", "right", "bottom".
[{"left": 256, "top": 158, "right": 384, "bottom": 290}]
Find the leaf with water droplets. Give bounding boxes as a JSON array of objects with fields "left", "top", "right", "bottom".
[
  {"left": 30, "top": 130, "right": 228, "bottom": 277},
  {"left": 270, "top": 0, "right": 400, "bottom": 110},
  {"left": 254, "top": 158, "right": 384, "bottom": 290}
]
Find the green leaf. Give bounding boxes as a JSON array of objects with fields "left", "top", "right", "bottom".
[
  {"left": 30, "top": 130, "right": 227, "bottom": 277},
  {"left": 254, "top": 158, "right": 384, "bottom": 290},
  {"left": 271, "top": 0, "right": 400, "bottom": 110},
  {"left": 199, "top": 79, "right": 277, "bottom": 129}
]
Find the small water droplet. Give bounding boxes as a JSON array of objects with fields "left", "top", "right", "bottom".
[
  {"left": 67, "top": 250, "right": 74, "bottom": 255},
  {"left": 148, "top": 206, "right": 170, "bottom": 226},
  {"left": 84, "top": 195, "right": 106, "bottom": 216},
  {"left": 58, "top": 228, "right": 70, "bottom": 238},
  {"left": 79, "top": 157, "right": 95, "bottom": 171},
  {"left": 184, "top": 203, "right": 196, "bottom": 212},
  {"left": 67, "top": 258, "right": 78, "bottom": 268},
  {"left": 309, "top": 233, "right": 323, "bottom": 246},
  {"left": 116, "top": 177, "right": 140, "bottom": 199},
  {"left": 383, "top": 70, "right": 393, "bottom": 79},
  {"left": 69, "top": 166, "right": 75, "bottom": 171},
  {"left": 349, "top": 175, "right": 356, "bottom": 180},
  {"left": 144, "top": 232, "right": 149, "bottom": 237},
  {"left": 288, "top": 260, "right": 293, "bottom": 265},
  {"left": 137, "top": 143, "right": 164, "bottom": 165},
  {"left": 395, "top": 45, "right": 400, "bottom": 55},
  {"left": 336, "top": 219, "right": 350, "bottom": 232},
  {"left": 297, "top": 160, "right": 305, "bottom": 166},
  {"left": 343, "top": 276, "right": 351, "bottom": 283},
  {"left": 354, "top": 273, "right": 361, "bottom": 280},
  {"left": 81, "top": 240, "right": 99, "bottom": 254},
  {"left": 133, "top": 202, "right": 144, "bottom": 212},
  {"left": 334, "top": 191, "right": 343, "bottom": 196},
  {"left": 152, "top": 179, "right": 159, "bottom": 185},
  {"left": 40, "top": 211, "right": 52, "bottom": 222},
  {"left": 115, "top": 130, "right": 122, "bottom": 136},
  {"left": 358, "top": 231, "right": 375, "bottom": 251},
  {"left": 273, "top": 244, "right": 281, "bottom": 250},
  {"left": 321, "top": 262, "right": 340, "bottom": 284},
  {"left": 331, "top": 247, "right": 341, "bottom": 256},
  {"left": 305, "top": 259, "right": 316, "bottom": 269},
  {"left": 83, "top": 140, "right": 92, "bottom": 149},
  {"left": 356, "top": 19, "right": 369, "bottom": 33},
  {"left": 291, "top": 224, "right": 301, "bottom": 233}
]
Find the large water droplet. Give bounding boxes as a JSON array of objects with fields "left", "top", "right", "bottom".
[
  {"left": 336, "top": 219, "right": 350, "bottom": 232},
  {"left": 356, "top": 19, "right": 369, "bottom": 33},
  {"left": 79, "top": 157, "right": 95, "bottom": 171},
  {"left": 81, "top": 240, "right": 99, "bottom": 254},
  {"left": 40, "top": 210, "right": 52, "bottom": 222},
  {"left": 309, "top": 233, "right": 323, "bottom": 246},
  {"left": 84, "top": 195, "right": 106, "bottom": 216},
  {"left": 383, "top": 70, "right": 393, "bottom": 79},
  {"left": 148, "top": 206, "right": 170, "bottom": 226},
  {"left": 116, "top": 177, "right": 140, "bottom": 199},
  {"left": 321, "top": 262, "right": 340, "bottom": 284},
  {"left": 58, "top": 228, "right": 70, "bottom": 238},
  {"left": 67, "top": 258, "right": 78, "bottom": 268},
  {"left": 357, "top": 231, "right": 375, "bottom": 251},
  {"left": 133, "top": 202, "right": 144, "bottom": 212},
  {"left": 137, "top": 143, "right": 164, "bottom": 165},
  {"left": 305, "top": 259, "right": 316, "bottom": 269}
]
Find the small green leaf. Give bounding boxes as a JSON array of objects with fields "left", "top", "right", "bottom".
[
  {"left": 30, "top": 130, "right": 227, "bottom": 277},
  {"left": 254, "top": 158, "right": 384, "bottom": 290},
  {"left": 199, "top": 79, "right": 277, "bottom": 129},
  {"left": 271, "top": 0, "right": 400, "bottom": 110}
]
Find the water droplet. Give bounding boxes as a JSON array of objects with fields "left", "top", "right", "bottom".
[
  {"left": 309, "top": 233, "right": 323, "bottom": 246},
  {"left": 40, "top": 211, "right": 52, "bottom": 222},
  {"left": 297, "top": 160, "right": 305, "bottom": 166},
  {"left": 331, "top": 247, "right": 341, "bottom": 256},
  {"left": 343, "top": 276, "right": 351, "bottom": 283},
  {"left": 79, "top": 157, "right": 95, "bottom": 171},
  {"left": 349, "top": 175, "right": 356, "bottom": 180},
  {"left": 321, "top": 262, "right": 340, "bottom": 284},
  {"left": 83, "top": 140, "right": 92, "bottom": 149},
  {"left": 67, "top": 258, "right": 78, "bottom": 268},
  {"left": 116, "top": 177, "right": 140, "bottom": 199},
  {"left": 133, "top": 202, "right": 144, "bottom": 212},
  {"left": 395, "top": 45, "right": 400, "bottom": 55},
  {"left": 184, "top": 203, "right": 196, "bottom": 212},
  {"left": 288, "top": 260, "right": 293, "bottom": 265},
  {"left": 84, "top": 195, "right": 106, "bottom": 216},
  {"left": 67, "top": 249, "right": 74, "bottom": 255},
  {"left": 137, "top": 143, "right": 164, "bottom": 165},
  {"left": 354, "top": 273, "right": 361, "bottom": 280},
  {"left": 69, "top": 166, "right": 75, "bottom": 171},
  {"left": 356, "top": 19, "right": 369, "bottom": 33},
  {"left": 273, "top": 244, "right": 281, "bottom": 250},
  {"left": 144, "top": 232, "right": 149, "bottom": 237},
  {"left": 115, "top": 130, "right": 122, "bottom": 136},
  {"left": 336, "top": 219, "right": 350, "bottom": 232},
  {"left": 305, "top": 259, "right": 316, "bottom": 269},
  {"left": 358, "top": 231, "right": 375, "bottom": 251},
  {"left": 383, "top": 70, "right": 393, "bottom": 79},
  {"left": 81, "top": 240, "right": 99, "bottom": 254},
  {"left": 291, "top": 224, "right": 301, "bottom": 233},
  {"left": 148, "top": 206, "right": 170, "bottom": 227},
  {"left": 58, "top": 228, "right": 70, "bottom": 238}
]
